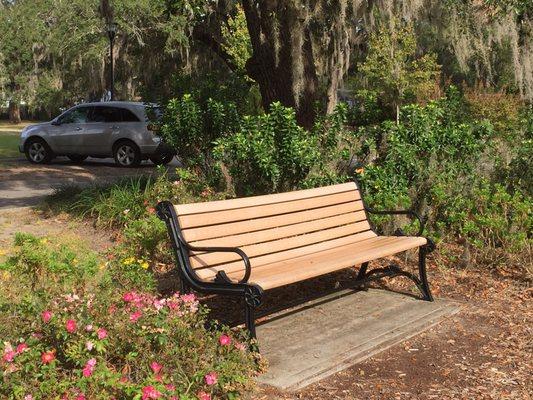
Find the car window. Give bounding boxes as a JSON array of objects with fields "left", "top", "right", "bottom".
[
  {"left": 121, "top": 108, "right": 140, "bottom": 122},
  {"left": 89, "top": 106, "right": 123, "bottom": 123},
  {"left": 144, "top": 106, "right": 162, "bottom": 122},
  {"left": 59, "top": 107, "right": 90, "bottom": 124}
]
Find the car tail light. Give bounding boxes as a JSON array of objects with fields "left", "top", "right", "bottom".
[{"left": 147, "top": 124, "right": 159, "bottom": 133}]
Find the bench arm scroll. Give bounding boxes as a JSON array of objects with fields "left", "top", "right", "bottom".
[{"left": 181, "top": 242, "right": 252, "bottom": 284}]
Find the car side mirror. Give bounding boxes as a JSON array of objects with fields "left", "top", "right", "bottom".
[{"left": 51, "top": 120, "right": 61, "bottom": 126}]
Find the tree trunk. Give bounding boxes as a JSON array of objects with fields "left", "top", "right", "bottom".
[
  {"left": 242, "top": 1, "right": 320, "bottom": 128},
  {"left": 242, "top": 0, "right": 358, "bottom": 128},
  {"left": 8, "top": 101, "right": 21, "bottom": 124}
]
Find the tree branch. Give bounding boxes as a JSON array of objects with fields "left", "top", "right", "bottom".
[{"left": 192, "top": 25, "right": 240, "bottom": 73}]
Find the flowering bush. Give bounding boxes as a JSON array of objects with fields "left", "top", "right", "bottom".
[{"left": 1, "top": 290, "right": 258, "bottom": 399}]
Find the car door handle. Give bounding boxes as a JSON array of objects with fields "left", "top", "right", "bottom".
[
  {"left": 111, "top": 125, "right": 119, "bottom": 130},
  {"left": 75, "top": 127, "right": 82, "bottom": 131}
]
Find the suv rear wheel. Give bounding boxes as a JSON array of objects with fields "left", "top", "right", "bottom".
[
  {"left": 149, "top": 153, "right": 174, "bottom": 165},
  {"left": 25, "top": 138, "right": 53, "bottom": 164},
  {"left": 113, "top": 140, "right": 141, "bottom": 167}
]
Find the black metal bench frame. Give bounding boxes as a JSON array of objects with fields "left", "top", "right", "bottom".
[{"left": 156, "top": 180, "right": 435, "bottom": 339}]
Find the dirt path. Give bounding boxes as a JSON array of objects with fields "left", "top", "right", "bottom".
[
  {"left": 0, "top": 158, "right": 180, "bottom": 209},
  {"left": 0, "top": 208, "right": 114, "bottom": 253}
]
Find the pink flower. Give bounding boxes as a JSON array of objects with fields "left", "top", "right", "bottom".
[
  {"left": 82, "top": 358, "right": 97, "bottom": 377},
  {"left": 204, "top": 371, "right": 217, "bottom": 386},
  {"left": 75, "top": 395, "right": 86, "bottom": 400},
  {"left": 165, "top": 384, "right": 176, "bottom": 391},
  {"left": 85, "top": 341, "right": 94, "bottom": 351},
  {"left": 197, "top": 391, "right": 211, "bottom": 400},
  {"left": 181, "top": 293, "right": 196, "bottom": 302},
  {"left": 85, "top": 325, "right": 93, "bottom": 332},
  {"left": 234, "top": 341, "right": 246, "bottom": 351},
  {"left": 97, "top": 328, "right": 108, "bottom": 340},
  {"left": 3, "top": 350, "right": 15, "bottom": 363},
  {"left": 150, "top": 361, "right": 163, "bottom": 374},
  {"left": 219, "top": 334, "right": 231, "bottom": 346},
  {"left": 153, "top": 299, "right": 165, "bottom": 311},
  {"left": 141, "top": 385, "right": 162, "bottom": 400},
  {"left": 41, "top": 351, "right": 55, "bottom": 364},
  {"left": 16, "top": 343, "right": 28, "bottom": 354},
  {"left": 66, "top": 319, "right": 77, "bottom": 333},
  {"left": 123, "top": 292, "right": 136, "bottom": 302},
  {"left": 24, "top": 395, "right": 34, "bottom": 400},
  {"left": 130, "top": 310, "right": 142, "bottom": 322},
  {"left": 41, "top": 310, "right": 52, "bottom": 323}
]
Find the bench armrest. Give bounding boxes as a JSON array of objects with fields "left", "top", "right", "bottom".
[
  {"left": 180, "top": 241, "right": 252, "bottom": 284},
  {"left": 365, "top": 207, "right": 426, "bottom": 237},
  {"left": 156, "top": 201, "right": 252, "bottom": 284}
]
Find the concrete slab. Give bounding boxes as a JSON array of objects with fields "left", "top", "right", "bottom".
[{"left": 256, "top": 289, "right": 461, "bottom": 391}]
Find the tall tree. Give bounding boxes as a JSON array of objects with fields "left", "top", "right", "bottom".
[{"left": 241, "top": 0, "right": 360, "bottom": 128}]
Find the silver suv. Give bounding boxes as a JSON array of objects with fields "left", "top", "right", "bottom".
[{"left": 19, "top": 101, "right": 174, "bottom": 167}]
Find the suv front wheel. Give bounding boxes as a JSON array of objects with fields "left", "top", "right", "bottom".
[
  {"left": 25, "top": 138, "right": 53, "bottom": 164},
  {"left": 113, "top": 140, "right": 141, "bottom": 167}
]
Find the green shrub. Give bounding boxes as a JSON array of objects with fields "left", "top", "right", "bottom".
[
  {"left": 0, "top": 290, "right": 258, "bottom": 399},
  {"left": 215, "top": 102, "right": 356, "bottom": 195},
  {"left": 214, "top": 102, "right": 321, "bottom": 195},
  {"left": 159, "top": 95, "right": 241, "bottom": 187},
  {"left": 0, "top": 233, "right": 105, "bottom": 299},
  {"left": 431, "top": 179, "right": 532, "bottom": 252},
  {"left": 356, "top": 88, "right": 493, "bottom": 219},
  {"left": 44, "top": 168, "right": 222, "bottom": 230}
]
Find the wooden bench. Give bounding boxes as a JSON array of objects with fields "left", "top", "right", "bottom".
[{"left": 157, "top": 181, "right": 434, "bottom": 339}]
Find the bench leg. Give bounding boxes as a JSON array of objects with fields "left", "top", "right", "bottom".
[
  {"left": 418, "top": 245, "right": 434, "bottom": 301},
  {"left": 352, "top": 247, "right": 433, "bottom": 301},
  {"left": 244, "top": 303, "right": 257, "bottom": 339},
  {"left": 243, "top": 285, "right": 263, "bottom": 340},
  {"left": 179, "top": 279, "right": 192, "bottom": 294},
  {"left": 354, "top": 262, "right": 370, "bottom": 290}
]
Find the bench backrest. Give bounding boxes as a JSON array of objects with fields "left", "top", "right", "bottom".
[{"left": 174, "top": 182, "right": 375, "bottom": 271}]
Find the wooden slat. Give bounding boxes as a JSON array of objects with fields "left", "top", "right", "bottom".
[
  {"left": 189, "top": 223, "right": 372, "bottom": 268},
  {"left": 251, "top": 237, "right": 427, "bottom": 289},
  {"left": 176, "top": 182, "right": 357, "bottom": 215},
  {"left": 190, "top": 213, "right": 370, "bottom": 248},
  {"left": 178, "top": 190, "right": 360, "bottom": 229},
  {"left": 182, "top": 202, "right": 365, "bottom": 242},
  {"left": 195, "top": 234, "right": 392, "bottom": 281},
  {"left": 194, "top": 230, "right": 378, "bottom": 277},
  {"left": 196, "top": 236, "right": 426, "bottom": 287}
]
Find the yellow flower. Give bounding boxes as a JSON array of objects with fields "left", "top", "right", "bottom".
[
  {"left": 98, "top": 263, "right": 107, "bottom": 271},
  {"left": 140, "top": 261, "right": 149, "bottom": 270},
  {"left": 1, "top": 271, "right": 10, "bottom": 281},
  {"left": 122, "top": 257, "right": 135, "bottom": 266},
  {"left": 40, "top": 238, "right": 48, "bottom": 244},
  {"left": 355, "top": 167, "right": 365, "bottom": 175},
  {"left": 0, "top": 249, "right": 7, "bottom": 257},
  {"left": 72, "top": 258, "right": 78, "bottom": 265}
]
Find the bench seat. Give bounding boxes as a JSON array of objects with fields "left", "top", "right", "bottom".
[
  {"left": 195, "top": 235, "right": 426, "bottom": 289},
  {"left": 157, "top": 181, "right": 434, "bottom": 340}
]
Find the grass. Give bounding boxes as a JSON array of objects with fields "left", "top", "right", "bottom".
[{"left": 0, "top": 120, "right": 40, "bottom": 159}]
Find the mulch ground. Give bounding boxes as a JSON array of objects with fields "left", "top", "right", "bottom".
[{"left": 202, "top": 245, "right": 532, "bottom": 399}]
